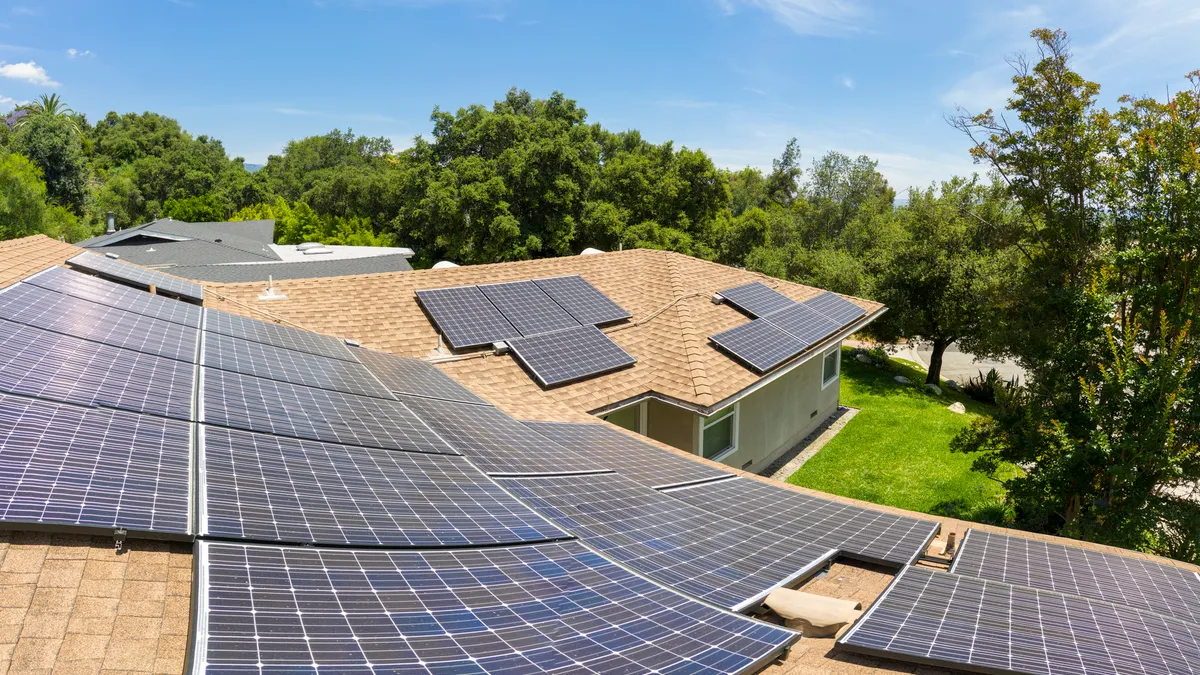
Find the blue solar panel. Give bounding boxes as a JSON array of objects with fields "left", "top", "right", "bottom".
[
  {"left": 801, "top": 291, "right": 867, "bottom": 325},
  {"left": 762, "top": 302, "right": 842, "bottom": 345},
  {"left": 478, "top": 280, "right": 580, "bottom": 336},
  {"left": 67, "top": 252, "right": 204, "bottom": 301},
  {"left": 350, "top": 346, "right": 489, "bottom": 405},
  {"left": 194, "top": 539, "right": 799, "bottom": 674},
  {"left": 204, "top": 308, "right": 355, "bottom": 362},
  {"left": 508, "top": 325, "right": 636, "bottom": 386},
  {"left": 716, "top": 281, "right": 796, "bottom": 318},
  {"left": 532, "top": 275, "right": 631, "bottom": 325},
  {"left": 203, "top": 332, "right": 394, "bottom": 399},
  {"left": 708, "top": 318, "right": 809, "bottom": 373},
  {"left": 415, "top": 285, "right": 521, "bottom": 349},
  {"left": 23, "top": 266, "right": 202, "bottom": 327}
]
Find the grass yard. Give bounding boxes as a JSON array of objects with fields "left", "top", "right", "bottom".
[{"left": 787, "top": 347, "right": 1017, "bottom": 523}]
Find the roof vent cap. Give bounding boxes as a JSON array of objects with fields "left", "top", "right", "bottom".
[
  {"left": 580, "top": 247, "right": 605, "bottom": 255},
  {"left": 104, "top": 252, "right": 120, "bottom": 260},
  {"left": 432, "top": 260, "right": 459, "bottom": 269},
  {"left": 297, "top": 242, "right": 324, "bottom": 251}
]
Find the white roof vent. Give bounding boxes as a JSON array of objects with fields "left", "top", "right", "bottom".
[
  {"left": 302, "top": 247, "right": 334, "bottom": 255},
  {"left": 580, "top": 247, "right": 605, "bottom": 255},
  {"left": 104, "top": 252, "right": 120, "bottom": 259},
  {"left": 432, "top": 260, "right": 459, "bottom": 269},
  {"left": 296, "top": 242, "right": 324, "bottom": 251}
]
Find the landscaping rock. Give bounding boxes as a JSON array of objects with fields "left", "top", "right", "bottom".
[
  {"left": 948, "top": 402, "right": 966, "bottom": 414},
  {"left": 893, "top": 375, "right": 911, "bottom": 384},
  {"left": 925, "top": 384, "right": 942, "bottom": 396},
  {"left": 855, "top": 353, "right": 872, "bottom": 364},
  {"left": 944, "top": 379, "right": 961, "bottom": 391}
]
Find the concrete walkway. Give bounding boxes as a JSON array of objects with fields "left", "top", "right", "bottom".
[{"left": 763, "top": 406, "right": 858, "bottom": 481}]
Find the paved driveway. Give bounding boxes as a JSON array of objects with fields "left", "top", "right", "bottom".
[{"left": 889, "top": 341, "right": 1027, "bottom": 385}]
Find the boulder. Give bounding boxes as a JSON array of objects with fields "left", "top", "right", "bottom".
[
  {"left": 948, "top": 402, "right": 966, "bottom": 414},
  {"left": 944, "top": 379, "right": 961, "bottom": 391},
  {"left": 925, "top": 384, "right": 942, "bottom": 396},
  {"left": 764, "top": 588, "right": 863, "bottom": 637},
  {"left": 855, "top": 353, "right": 872, "bottom": 364},
  {"left": 893, "top": 375, "right": 911, "bottom": 384}
]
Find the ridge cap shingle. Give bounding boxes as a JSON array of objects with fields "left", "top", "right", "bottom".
[{"left": 663, "top": 251, "right": 713, "bottom": 405}]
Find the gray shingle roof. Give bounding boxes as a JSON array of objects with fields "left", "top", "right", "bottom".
[
  {"left": 78, "top": 219, "right": 279, "bottom": 263},
  {"left": 164, "top": 253, "right": 413, "bottom": 282}
]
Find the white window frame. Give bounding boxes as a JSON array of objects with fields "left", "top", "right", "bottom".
[
  {"left": 821, "top": 346, "right": 841, "bottom": 390},
  {"left": 700, "top": 403, "right": 739, "bottom": 462}
]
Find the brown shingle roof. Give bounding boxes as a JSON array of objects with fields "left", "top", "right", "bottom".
[
  {"left": 0, "top": 235, "right": 82, "bottom": 289},
  {"left": 203, "top": 249, "right": 883, "bottom": 416}
]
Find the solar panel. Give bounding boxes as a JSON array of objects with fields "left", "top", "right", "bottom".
[
  {"left": 498, "top": 473, "right": 839, "bottom": 611},
  {"left": 201, "top": 368, "right": 456, "bottom": 455},
  {"left": 200, "top": 425, "right": 566, "bottom": 547},
  {"left": 415, "top": 285, "right": 521, "bottom": 349},
  {"left": 478, "top": 280, "right": 580, "bottom": 336},
  {"left": 665, "top": 477, "right": 939, "bottom": 567},
  {"left": 349, "top": 346, "right": 489, "bottom": 406},
  {"left": 0, "top": 393, "right": 191, "bottom": 535},
  {"left": 0, "top": 319, "right": 195, "bottom": 420},
  {"left": 802, "top": 291, "right": 867, "bottom": 325},
  {"left": 204, "top": 308, "right": 355, "bottom": 362},
  {"left": 0, "top": 283, "right": 199, "bottom": 362},
  {"left": 533, "top": 275, "right": 632, "bottom": 325},
  {"left": 523, "top": 421, "right": 732, "bottom": 489},
  {"left": 203, "top": 332, "right": 394, "bottom": 400},
  {"left": 762, "top": 302, "right": 843, "bottom": 345},
  {"left": 67, "top": 251, "right": 204, "bottom": 301},
  {"left": 194, "top": 539, "right": 799, "bottom": 675},
  {"left": 23, "top": 266, "right": 202, "bottom": 327},
  {"left": 508, "top": 325, "right": 636, "bottom": 387},
  {"left": 708, "top": 318, "right": 809, "bottom": 373},
  {"left": 395, "top": 394, "right": 602, "bottom": 474},
  {"left": 716, "top": 281, "right": 796, "bottom": 318},
  {"left": 839, "top": 565, "right": 1200, "bottom": 675},
  {"left": 950, "top": 529, "right": 1200, "bottom": 627}
]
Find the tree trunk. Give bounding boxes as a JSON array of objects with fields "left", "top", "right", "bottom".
[{"left": 926, "top": 339, "right": 950, "bottom": 385}]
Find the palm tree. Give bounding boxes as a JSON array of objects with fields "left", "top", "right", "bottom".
[{"left": 13, "top": 94, "right": 81, "bottom": 134}]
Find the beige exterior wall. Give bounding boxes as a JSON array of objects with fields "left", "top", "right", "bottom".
[
  {"left": 601, "top": 405, "right": 640, "bottom": 433},
  {"left": 645, "top": 398, "right": 696, "bottom": 452}
]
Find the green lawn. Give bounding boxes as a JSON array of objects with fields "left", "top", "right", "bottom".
[{"left": 786, "top": 348, "right": 1016, "bottom": 523}]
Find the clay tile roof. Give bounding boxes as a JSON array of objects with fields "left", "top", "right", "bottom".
[{"left": 203, "top": 249, "right": 883, "bottom": 416}]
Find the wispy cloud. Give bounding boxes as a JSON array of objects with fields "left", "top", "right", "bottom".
[
  {"left": 11, "top": 6, "right": 37, "bottom": 16},
  {"left": 0, "top": 61, "right": 58, "bottom": 86},
  {"left": 840, "top": 76, "right": 855, "bottom": 89},
  {"left": 66, "top": 48, "right": 93, "bottom": 59},
  {"left": 0, "top": 44, "right": 32, "bottom": 53},
  {"left": 717, "top": 0, "right": 864, "bottom": 36}
]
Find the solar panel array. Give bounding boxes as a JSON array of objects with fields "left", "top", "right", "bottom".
[
  {"left": 500, "top": 472, "right": 839, "bottom": 611},
  {"left": 665, "top": 477, "right": 939, "bottom": 567},
  {"left": 205, "top": 308, "right": 355, "bottom": 362},
  {"left": 414, "top": 285, "right": 522, "bottom": 349},
  {"left": 716, "top": 281, "right": 796, "bottom": 318},
  {"left": 805, "top": 290, "right": 868, "bottom": 325},
  {"left": 200, "top": 426, "right": 566, "bottom": 547},
  {"left": 508, "top": 324, "right": 636, "bottom": 386},
  {"left": 951, "top": 529, "right": 1200, "bottom": 627},
  {"left": 349, "top": 346, "right": 489, "bottom": 405},
  {"left": 67, "top": 251, "right": 205, "bottom": 301},
  {"left": 533, "top": 275, "right": 632, "bottom": 325},
  {"left": 203, "top": 332, "right": 393, "bottom": 399},
  {"left": 25, "top": 266, "right": 202, "bottom": 327},
  {"left": 478, "top": 280, "right": 581, "bottom": 336},
  {"left": 709, "top": 318, "right": 811, "bottom": 373},
  {"left": 195, "top": 540, "right": 799, "bottom": 675},
  {"left": 839, "top": 565, "right": 1200, "bottom": 675}
]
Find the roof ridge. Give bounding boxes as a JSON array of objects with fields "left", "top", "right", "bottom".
[{"left": 663, "top": 251, "right": 713, "bottom": 405}]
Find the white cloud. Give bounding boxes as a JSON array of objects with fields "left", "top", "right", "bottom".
[
  {"left": 0, "top": 61, "right": 58, "bottom": 87},
  {"left": 940, "top": 64, "right": 1013, "bottom": 113},
  {"left": 66, "top": 48, "right": 93, "bottom": 59},
  {"left": 841, "top": 76, "right": 854, "bottom": 89},
  {"left": 717, "top": 0, "right": 863, "bottom": 36}
]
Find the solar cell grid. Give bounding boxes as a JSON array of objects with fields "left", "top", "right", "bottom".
[
  {"left": 762, "top": 302, "right": 843, "bottom": 346},
  {"left": 716, "top": 281, "right": 797, "bottom": 318},
  {"left": 0, "top": 319, "right": 195, "bottom": 420},
  {"left": 349, "top": 346, "right": 489, "bottom": 405},
  {"left": 0, "top": 393, "right": 191, "bottom": 534},
  {"left": 532, "top": 275, "right": 632, "bottom": 325},
  {"left": 708, "top": 318, "right": 808, "bottom": 373},
  {"left": 67, "top": 252, "right": 204, "bottom": 301},
  {"left": 0, "top": 283, "right": 199, "bottom": 362},
  {"left": 195, "top": 539, "right": 799, "bottom": 675},
  {"left": 200, "top": 426, "right": 566, "bottom": 547},
  {"left": 801, "top": 290, "right": 868, "bottom": 325},
  {"left": 839, "top": 565, "right": 1200, "bottom": 675},
  {"left": 477, "top": 280, "right": 580, "bottom": 336},
  {"left": 522, "top": 421, "right": 732, "bottom": 489},
  {"left": 415, "top": 285, "right": 521, "bottom": 349},
  {"left": 23, "top": 266, "right": 202, "bottom": 327},
  {"left": 201, "top": 368, "right": 456, "bottom": 455},
  {"left": 499, "top": 472, "right": 839, "bottom": 610},
  {"left": 395, "top": 394, "right": 601, "bottom": 474},
  {"left": 203, "top": 332, "right": 394, "bottom": 399},
  {"left": 951, "top": 529, "right": 1200, "bottom": 627},
  {"left": 204, "top": 309, "right": 355, "bottom": 362},
  {"left": 665, "top": 477, "right": 940, "bottom": 567},
  {"left": 508, "top": 324, "right": 636, "bottom": 387}
]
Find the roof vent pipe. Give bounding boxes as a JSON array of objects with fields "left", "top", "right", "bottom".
[{"left": 105, "top": 212, "right": 116, "bottom": 234}]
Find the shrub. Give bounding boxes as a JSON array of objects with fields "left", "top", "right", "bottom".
[{"left": 962, "top": 368, "right": 1020, "bottom": 404}]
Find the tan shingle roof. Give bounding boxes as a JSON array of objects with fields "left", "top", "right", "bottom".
[
  {"left": 0, "top": 235, "right": 83, "bottom": 289},
  {"left": 203, "top": 249, "right": 883, "bottom": 416}
]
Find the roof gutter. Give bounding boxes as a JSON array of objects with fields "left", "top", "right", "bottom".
[{"left": 588, "top": 305, "right": 887, "bottom": 419}]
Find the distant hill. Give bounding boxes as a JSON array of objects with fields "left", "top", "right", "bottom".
[{"left": 244, "top": 163, "right": 263, "bottom": 173}]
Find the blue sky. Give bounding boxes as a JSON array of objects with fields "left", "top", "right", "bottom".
[{"left": 3, "top": 0, "right": 1198, "bottom": 192}]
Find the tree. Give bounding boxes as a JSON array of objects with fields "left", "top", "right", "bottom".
[
  {"left": 13, "top": 114, "right": 88, "bottom": 213},
  {"left": 0, "top": 153, "right": 49, "bottom": 238},
  {"left": 14, "top": 94, "right": 81, "bottom": 135},
  {"left": 163, "top": 193, "right": 228, "bottom": 222},
  {"left": 764, "top": 138, "right": 802, "bottom": 206}
]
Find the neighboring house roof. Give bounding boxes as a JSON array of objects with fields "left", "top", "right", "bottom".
[
  {"left": 88, "top": 239, "right": 278, "bottom": 267},
  {"left": 203, "top": 248, "right": 884, "bottom": 417},
  {"left": 166, "top": 252, "right": 413, "bottom": 282}
]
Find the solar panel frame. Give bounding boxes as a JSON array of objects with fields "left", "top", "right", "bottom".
[
  {"left": 200, "top": 368, "right": 457, "bottom": 456},
  {"left": 708, "top": 318, "right": 809, "bottom": 373},
  {"left": 839, "top": 565, "right": 1200, "bottom": 675},
  {"left": 0, "top": 318, "right": 196, "bottom": 420},
  {"left": 477, "top": 279, "right": 581, "bottom": 336},
  {"left": 22, "top": 266, "right": 202, "bottom": 327},
  {"left": 202, "top": 332, "right": 394, "bottom": 400},
  {"left": 414, "top": 285, "right": 522, "bottom": 350},
  {"left": 67, "top": 251, "right": 204, "bottom": 301},
  {"left": 499, "top": 472, "right": 840, "bottom": 611},
  {"left": 199, "top": 425, "right": 566, "bottom": 547},
  {"left": 533, "top": 274, "right": 632, "bottom": 325},
  {"left": 801, "top": 291, "right": 868, "bottom": 325},
  {"left": 0, "top": 393, "right": 191, "bottom": 535},
  {"left": 348, "top": 346, "right": 489, "bottom": 405},
  {"left": 716, "top": 281, "right": 797, "bottom": 318},
  {"left": 665, "top": 477, "right": 940, "bottom": 567},
  {"left": 507, "top": 324, "right": 636, "bottom": 387},
  {"left": 949, "top": 528, "right": 1200, "bottom": 627},
  {"left": 194, "top": 539, "right": 800, "bottom": 675},
  {"left": 761, "top": 302, "right": 843, "bottom": 346},
  {"left": 0, "top": 283, "right": 199, "bottom": 362}
]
